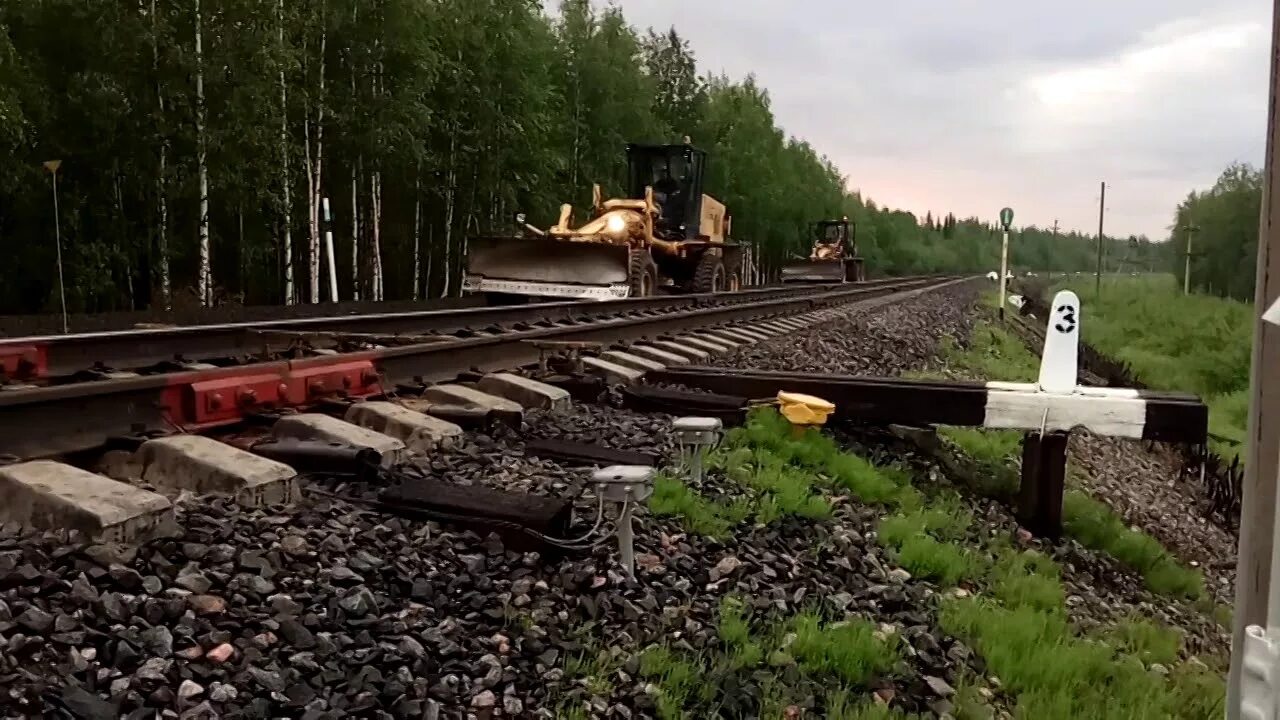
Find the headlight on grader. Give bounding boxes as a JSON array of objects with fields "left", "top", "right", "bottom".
[{"left": 606, "top": 214, "right": 628, "bottom": 234}]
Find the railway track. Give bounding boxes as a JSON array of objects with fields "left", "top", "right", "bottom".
[
  {"left": 1, "top": 280, "right": 912, "bottom": 382},
  {"left": 0, "top": 274, "right": 1215, "bottom": 720},
  {"left": 0, "top": 274, "right": 969, "bottom": 561},
  {"left": 0, "top": 276, "right": 961, "bottom": 459}
]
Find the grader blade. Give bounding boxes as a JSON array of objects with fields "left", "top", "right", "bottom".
[
  {"left": 463, "top": 236, "right": 633, "bottom": 300},
  {"left": 780, "top": 260, "right": 847, "bottom": 283}
]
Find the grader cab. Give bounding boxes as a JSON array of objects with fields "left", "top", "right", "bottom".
[
  {"left": 462, "top": 141, "right": 743, "bottom": 301},
  {"left": 780, "top": 218, "right": 866, "bottom": 283}
]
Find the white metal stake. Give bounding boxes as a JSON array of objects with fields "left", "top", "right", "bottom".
[
  {"left": 999, "top": 229, "right": 1009, "bottom": 321},
  {"left": 617, "top": 501, "right": 635, "bottom": 578},
  {"left": 592, "top": 465, "right": 655, "bottom": 580},
  {"left": 322, "top": 197, "right": 338, "bottom": 303},
  {"left": 673, "top": 417, "right": 723, "bottom": 484}
]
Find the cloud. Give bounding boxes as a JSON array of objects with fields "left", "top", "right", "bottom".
[{"left": 600, "top": 0, "right": 1270, "bottom": 239}]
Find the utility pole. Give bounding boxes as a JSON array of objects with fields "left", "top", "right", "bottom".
[
  {"left": 1095, "top": 181, "right": 1106, "bottom": 296},
  {"left": 1227, "top": 0, "right": 1280, "bottom": 713},
  {"left": 1183, "top": 223, "right": 1200, "bottom": 295},
  {"left": 1048, "top": 219, "right": 1059, "bottom": 278}
]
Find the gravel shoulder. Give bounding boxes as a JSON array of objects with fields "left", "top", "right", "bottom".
[{"left": 0, "top": 282, "right": 1228, "bottom": 719}]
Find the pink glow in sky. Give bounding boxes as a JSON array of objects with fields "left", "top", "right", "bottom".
[{"left": 603, "top": 0, "right": 1269, "bottom": 239}]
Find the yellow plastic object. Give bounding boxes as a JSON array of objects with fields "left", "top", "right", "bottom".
[{"left": 777, "top": 391, "right": 836, "bottom": 426}]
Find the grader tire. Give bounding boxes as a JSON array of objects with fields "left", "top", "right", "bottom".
[
  {"left": 692, "top": 253, "right": 728, "bottom": 294},
  {"left": 629, "top": 251, "right": 658, "bottom": 298}
]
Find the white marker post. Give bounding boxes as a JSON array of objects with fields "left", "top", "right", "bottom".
[
  {"left": 321, "top": 197, "right": 339, "bottom": 303},
  {"left": 999, "top": 207, "right": 1014, "bottom": 321},
  {"left": 1038, "top": 290, "right": 1080, "bottom": 394}
]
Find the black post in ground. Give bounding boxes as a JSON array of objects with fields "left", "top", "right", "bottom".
[{"left": 1017, "top": 431, "right": 1069, "bottom": 539}]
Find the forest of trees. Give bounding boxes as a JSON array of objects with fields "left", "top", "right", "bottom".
[
  {"left": 0, "top": 0, "right": 1147, "bottom": 316},
  {"left": 1170, "top": 162, "right": 1263, "bottom": 302}
]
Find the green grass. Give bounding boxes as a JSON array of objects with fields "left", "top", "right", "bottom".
[
  {"left": 1106, "top": 616, "right": 1183, "bottom": 667},
  {"left": 826, "top": 691, "right": 925, "bottom": 720},
  {"left": 722, "top": 409, "right": 919, "bottom": 507},
  {"left": 877, "top": 499, "right": 985, "bottom": 586},
  {"left": 938, "top": 322, "right": 1040, "bottom": 382},
  {"left": 625, "top": 401, "right": 1225, "bottom": 720},
  {"left": 987, "top": 548, "right": 1063, "bottom": 612},
  {"left": 716, "top": 595, "right": 765, "bottom": 669},
  {"left": 728, "top": 450, "right": 834, "bottom": 523},
  {"left": 648, "top": 473, "right": 752, "bottom": 539},
  {"left": 938, "top": 427, "right": 1022, "bottom": 498},
  {"left": 939, "top": 544, "right": 1225, "bottom": 720},
  {"left": 632, "top": 596, "right": 906, "bottom": 718},
  {"left": 1064, "top": 275, "right": 1252, "bottom": 460},
  {"left": 788, "top": 611, "right": 902, "bottom": 688},
  {"left": 638, "top": 646, "right": 708, "bottom": 719},
  {"left": 654, "top": 410, "right": 923, "bottom": 538},
  {"left": 1062, "top": 491, "right": 1204, "bottom": 600}
]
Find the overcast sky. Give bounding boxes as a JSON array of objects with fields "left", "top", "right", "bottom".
[{"left": 603, "top": 0, "right": 1271, "bottom": 240}]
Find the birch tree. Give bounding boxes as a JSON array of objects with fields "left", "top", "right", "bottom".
[
  {"left": 0, "top": 0, "right": 1148, "bottom": 315},
  {"left": 194, "top": 0, "right": 211, "bottom": 305},
  {"left": 278, "top": 0, "right": 294, "bottom": 304}
]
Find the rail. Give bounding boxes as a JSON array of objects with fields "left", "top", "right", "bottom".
[
  {"left": 0, "top": 278, "right": 930, "bottom": 381},
  {"left": 0, "top": 275, "right": 969, "bottom": 458}
]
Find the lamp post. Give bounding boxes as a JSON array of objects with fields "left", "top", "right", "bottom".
[{"left": 43, "top": 160, "right": 68, "bottom": 334}]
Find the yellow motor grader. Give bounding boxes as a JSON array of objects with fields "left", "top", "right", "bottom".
[
  {"left": 780, "top": 218, "right": 866, "bottom": 283},
  {"left": 462, "top": 141, "right": 743, "bottom": 301}
]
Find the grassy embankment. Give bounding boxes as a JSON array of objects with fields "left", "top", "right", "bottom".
[
  {"left": 1055, "top": 275, "right": 1252, "bottom": 461},
  {"left": 556, "top": 402, "right": 1223, "bottom": 718}
]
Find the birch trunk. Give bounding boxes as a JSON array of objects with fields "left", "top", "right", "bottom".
[
  {"left": 113, "top": 168, "right": 134, "bottom": 308},
  {"left": 351, "top": 158, "right": 360, "bottom": 300},
  {"left": 278, "top": 0, "right": 294, "bottom": 305},
  {"left": 423, "top": 222, "right": 433, "bottom": 299},
  {"left": 238, "top": 207, "right": 245, "bottom": 300},
  {"left": 440, "top": 136, "right": 457, "bottom": 298},
  {"left": 306, "top": 9, "right": 326, "bottom": 303},
  {"left": 371, "top": 170, "right": 384, "bottom": 301},
  {"left": 194, "top": 0, "right": 211, "bottom": 306},
  {"left": 349, "top": 27, "right": 359, "bottom": 301},
  {"left": 462, "top": 163, "right": 479, "bottom": 270},
  {"left": 303, "top": 114, "right": 315, "bottom": 299},
  {"left": 371, "top": 37, "right": 384, "bottom": 301},
  {"left": 149, "top": 0, "right": 171, "bottom": 309},
  {"left": 412, "top": 172, "right": 421, "bottom": 300}
]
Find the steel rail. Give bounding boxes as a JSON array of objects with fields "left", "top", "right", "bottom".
[
  {"left": 0, "top": 278, "right": 929, "bottom": 380},
  {"left": 0, "top": 275, "right": 972, "bottom": 458}
]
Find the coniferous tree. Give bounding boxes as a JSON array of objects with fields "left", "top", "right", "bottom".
[{"left": 0, "top": 2, "right": 1164, "bottom": 314}]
